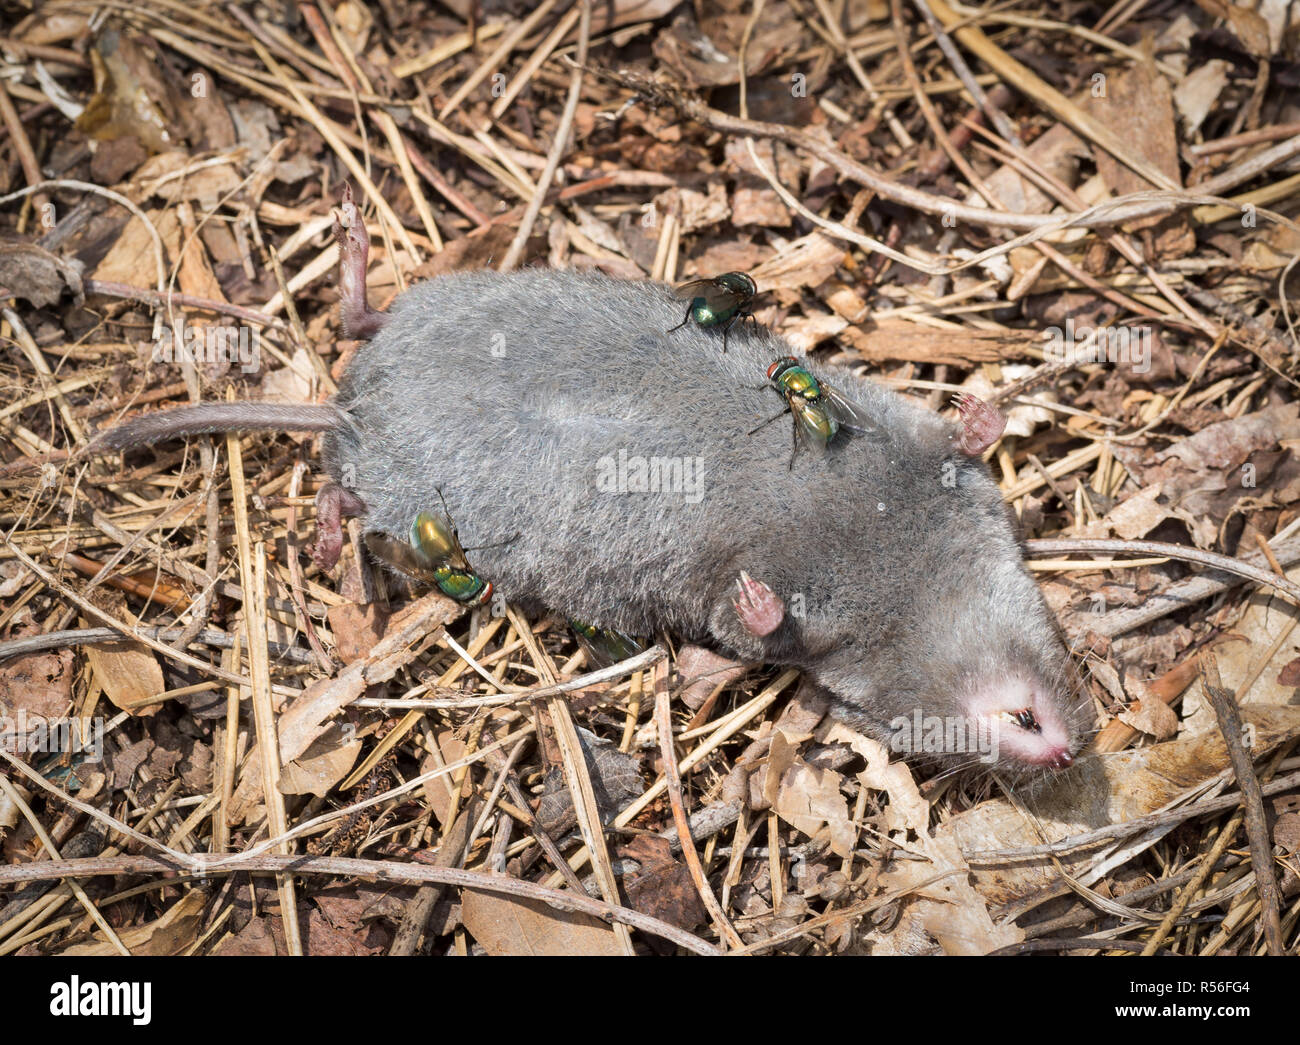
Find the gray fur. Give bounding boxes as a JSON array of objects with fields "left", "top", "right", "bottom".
[{"left": 101, "top": 269, "right": 1089, "bottom": 772}]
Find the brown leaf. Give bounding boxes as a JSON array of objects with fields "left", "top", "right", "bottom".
[
  {"left": 0, "top": 241, "right": 84, "bottom": 308},
  {"left": 773, "top": 756, "right": 855, "bottom": 858},
  {"left": 326, "top": 601, "right": 391, "bottom": 664},
  {"left": 60, "top": 889, "right": 208, "bottom": 955},
  {"left": 279, "top": 722, "right": 361, "bottom": 798},
  {"left": 619, "top": 835, "right": 707, "bottom": 930},
  {"left": 536, "top": 727, "right": 641, "bottom": 835},
  {"left": 301, "top": 902, "right": 388, "bottom": 955},
  {"left": 1102, "top": 484, "right": 1170, "bottom": 541},
  {"left": 211, "top": 915, "right": 278, "bottom": 956},
  {"left": 420, "top": 728, "right": 466, "bottom": 827},
  {"left": 675, "top": 644, "right": 747, "bottom": 712},
  {"left": 0, "top": 643, "right": 74, "bottom": 720},
  {"left": 84, "top": 640, "right": 164, "bottom": 717},
  {"left": 461, "top": 890, "right": 621, "bottom": 955},
  {"left": 75, "top": 26, "right": 195, "bottom": 152},
  {"left": 1278, "top": 657, "right": 1300, "bottom": 687},
  {"left": 1173, "top": 60, "right": 1231, "bottom": 135},
  {"left": 1116, "top": 694, "right": 1180, "bottom": 740},
  {"left": 1091, "top": 63, "right": 1182, "bottom": 235},
  {"left": 731, "top": 186, "right": 791, "bottom": 228}
]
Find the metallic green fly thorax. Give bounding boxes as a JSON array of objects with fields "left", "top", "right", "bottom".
[
  {"left": 753, "top": 356, "right": 880, "bottom": 468},
  {"left": 667, "top": 270, "right": 758, "bottom": 351},
  {"left": 364, "top": 503, "right": 494, "bottom": 606}
]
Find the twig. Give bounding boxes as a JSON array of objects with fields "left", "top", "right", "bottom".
[
  {"left": 1025, "top": 538, "right": 1300, "bottom": 607},
  {"left": 0, "top": 79, "right": 48, "bottom": 220},
  {"left": 0, "top": 853, "right": 720, "bottom": 955},
  {"left": 1200, "top": 657, "right": 1284, "bottom": 955},
  {"left": 499, "top": 0, "right": 591, "bottom": 270},
  {"left": 963, "top": 769, "right": 1300, "bottom": 861},
  {"left": 654, "top": 660, "right": 744, "bottom": 949},
  {"left": 910, "top": 0, "right": 1021, "bottom": 148}
]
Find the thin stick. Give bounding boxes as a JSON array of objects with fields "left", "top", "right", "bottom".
[
  {"left": 1200, "top": 657, "right": 1284, "bottom": 955},
  {"left": 0, "top": 78, "right": 48, "bottom": 219},
  {"left": 910, "top": 0, "right": 1021, "bottom": 148},
  {"left": 226, "top": 420, "right": 303, "bottom": 954},
  {"left": 1026, "top": 537, "right": 1300, "bottom": 606},
  {"left": 654, "top": 661, "right": 744, "bottom": 949},
  {"left": 0, "top": 853, "right": 720, "bottom": 955},
  {"left": 498, "top": 0, "right": 591, "bottom": 271}
]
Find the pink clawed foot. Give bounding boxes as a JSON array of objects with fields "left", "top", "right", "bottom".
[
  {"left": 952, "top": 393, "right": 1006, "bottom": 456},
  {"left": 733, "top": 570, "right": 784, "bottom": 637},
  {"left": 333, "top": 183, "right": 386, "bottom": 341},
  {"left": 312, "top": 483, "right": 367, "bottom": 572}
]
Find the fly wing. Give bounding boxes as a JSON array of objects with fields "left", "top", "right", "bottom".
[
  {"left": 412, "top": 511, "right": 473, "bottom": 570},
  {"left": 365, "top": 533, "right": 441, "bottom": 586},
  {"left": 793, "top": 402, "right": 834, "bottom": 449},
  {"left": 820, "top": 382, "right": 883, "bottom": 439},
  {"left": 571, "top": 621, "right": 645, "bottom": 668},
  {"left": 672, "top": 278, "right": 740, "bottom": 311}
]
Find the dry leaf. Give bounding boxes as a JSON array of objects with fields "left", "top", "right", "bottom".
[
  {"left": 0, "top": 241, "right": 84, "bottom": 307},
  {"left": 1174, "top": 60, "right": 1230, "bottom": 135},
  {"left": 1116, "top": 693, "right": 1180, "bottom": 740},
  {"left": 1181, "top": 561, "right": 1300, "bottom": 736},
  {"left": 60, "top": 889, "right": 207, "bottom": 956},
  {"left": 1103, "top": 483, "right": 1170, "bottom": 540},
  {"left": 619, "top": 835, "right": 707, "bottom": 930},
  {"left": 536, "top": 727, "right": 641, "bottom": 834},
  {"left": 461, "top": 890, "right": 621, "bottom": 956},
  {"left": 773, "top": 758, "right": 855, "bottom": 858},
  {"left": 84, "top": 641, "right": 164, "bottom": 717},
  {"left": 279, "top": 722, "right": 361, "bottom": 797}
]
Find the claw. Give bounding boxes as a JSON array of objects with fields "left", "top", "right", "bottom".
[
  {"left": 951, "top": 393, "right": 1006, "bottom": 456},
  {"left": 732, "top": 570, "right": 784, "bottom": 637}
]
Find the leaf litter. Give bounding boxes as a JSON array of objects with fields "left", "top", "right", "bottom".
[{"left": 0, "top": 0, "right": 1299, "bottom": 955}]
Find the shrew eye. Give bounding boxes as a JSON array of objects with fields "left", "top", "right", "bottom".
[
  {"left": 1000, "top": 709, "right": 1041, "bottom": 733},
  {"left": 1014, "top": 709, "right": 1040, "bottom": 733}
]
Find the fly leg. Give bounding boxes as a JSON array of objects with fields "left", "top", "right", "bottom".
[
  {"left": 666, "top": 305, "right": 693, "bottom": 336},
  {"left": 721, "top": 315, "right": 736, "bottom": 353},
  {"left": 720, "top": 310, "right": 754, "bottom": 353},
  {"left": 748, "top": 407, "right": 790, "bottom": 436}
]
